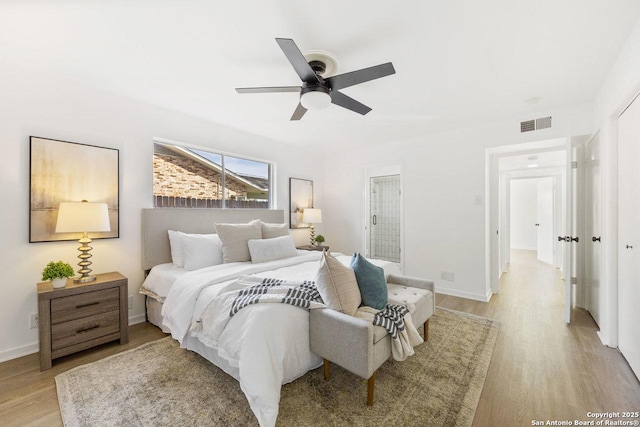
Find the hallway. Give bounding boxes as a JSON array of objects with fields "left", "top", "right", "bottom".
[{"left": 438, "top": 249, "right": 640, "bottom": 426}]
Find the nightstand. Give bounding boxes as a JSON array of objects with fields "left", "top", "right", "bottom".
[
  {"left": 297, "top": 245, "right": 329, "bottom": 252},
  {"left": 37, "top": 271, "right": 129, "bottom": 371}
]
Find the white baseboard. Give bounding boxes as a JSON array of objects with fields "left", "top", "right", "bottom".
[
  {"left": 129, "top": 313, "right": 146, "bottom": 326},
  {"left": 0, "top": 342, "right": 39, "bottom": 363},
  {"left": 436, "top": 285, "right": 492, "bottom": 302},
  {"left": 0, "top": 313, "right": 149, "bottom": 363},
  {"left": 596, "top": 330, "right": 610, "bottom": 347}
]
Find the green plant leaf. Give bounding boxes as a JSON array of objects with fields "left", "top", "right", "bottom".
[{"left": 42, "top": 261, "right": 75, "bottom": 281}]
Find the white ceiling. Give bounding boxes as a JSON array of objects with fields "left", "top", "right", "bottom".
[{"left": 3, "top": 1, "right": 640, "bottom": 151}]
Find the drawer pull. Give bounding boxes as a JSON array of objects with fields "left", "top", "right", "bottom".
[
  {"left": 76, "top": 324, "right": 100, "bottom": 333},
  {"left": 76, "top": 302, "right": 100, "bottom": 309}
]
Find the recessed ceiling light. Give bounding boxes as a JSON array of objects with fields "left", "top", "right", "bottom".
[{"left": 527, "top": 164, "right": 539, "bottom": 168}]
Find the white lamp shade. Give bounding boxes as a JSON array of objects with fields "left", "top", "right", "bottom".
[
  {"left": 55, "top": 202, "right": 111, "bottom": 233},
  {"left": 302, "top": 208, "right": 322, "bottom": 224},
  {"left": 300, "top": 91, "right": 331, "bottom": 110}
]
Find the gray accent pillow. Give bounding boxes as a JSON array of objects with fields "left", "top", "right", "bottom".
[
  {"left": 214, "top": 220, "right": 262, "bottom": 263},
  {"left": 261, "top": 221, "right": 289, "bottom": 239},
  {"left": 315, "top": 251, "right": 361, "bottom": 316},
  {"left": 248, "top": 236, "right": 298, "bottom": 263},
  {"left": 350, "top": 252, "right": 388, "bottom": 309}
]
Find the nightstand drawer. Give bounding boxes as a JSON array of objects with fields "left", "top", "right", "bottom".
[
  {"left": 51, "top": 310, "right": 120, "bottom": 351},
  {"left": 51, "top": 288, "right": 119, "bottom": 324}
]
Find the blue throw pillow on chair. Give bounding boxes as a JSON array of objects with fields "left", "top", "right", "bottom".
[{"left": 349, "top": 253, "right": 387, "bottom": 310}]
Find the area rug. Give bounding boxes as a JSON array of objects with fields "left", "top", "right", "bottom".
[{"left": 56, "top": 308, "right": 499, "bottom": 427}]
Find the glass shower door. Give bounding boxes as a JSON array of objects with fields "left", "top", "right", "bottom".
[{"left": 369, "top": 174, "right": 401, "bottom": 262}]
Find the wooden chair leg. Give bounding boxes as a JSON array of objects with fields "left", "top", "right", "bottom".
[
  {"left": 424, "top": 319, "right": 429, "bottom": 341},
  {"left": 323, "top": 358, "right": 330, "bottom": 381},
  {"left": 367, "top": 372, "right": 376, "bottom": 406}
]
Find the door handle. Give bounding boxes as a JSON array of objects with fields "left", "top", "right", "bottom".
[
  {"left": 592, "top": 236, "right": 601, "bottom": 242},
  {"left": 558, "top": 236, "right": 567, "bottom": 242},
  {"left": 571, "top": 236, "right": 579, "bottom": 243},
  {"left": 626, "top": 244, "right": 634, "bottom": 249},
  {"left": 535, "top": 223, "right": 540, "bottom": 227},
  {"left": 372, "top": 215, "right": 377, "bottom": 226}
]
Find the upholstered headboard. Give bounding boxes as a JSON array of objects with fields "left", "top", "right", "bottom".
[{"left": 141, "top": 208, "right": 285, "bottom": 271}]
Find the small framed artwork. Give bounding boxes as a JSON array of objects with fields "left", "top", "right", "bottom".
[
  {"left": 29, "top": 136, "right": 119, "bottom": 243},
  {"left": 289, "top": 178, "right": 313, "bottom": 229}
]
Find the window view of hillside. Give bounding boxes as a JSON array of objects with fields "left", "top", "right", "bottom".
[{"left": 153, "top": 142, "right": 271, "bottom": 208}]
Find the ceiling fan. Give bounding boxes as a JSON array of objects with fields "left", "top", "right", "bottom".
[{"left": 235, "top": 38, "right": 396, "bottom": 121}]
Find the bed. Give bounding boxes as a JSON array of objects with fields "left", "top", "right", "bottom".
[{"left": 139, "top": 208, "right": 401, "bottom": 426}]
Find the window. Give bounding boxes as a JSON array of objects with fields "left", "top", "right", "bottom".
[{"left": 153, "top": 142, "right": 272, "bottom": 208}]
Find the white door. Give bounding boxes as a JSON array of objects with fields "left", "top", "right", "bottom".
[
  {"left": 562, "top": 139, "right": 575, "bottom": 323},
  {"left": 617, "top": 96, "right": 640, "bottom": 377},
  {"left": 364, "top": 163, "right": 404, "bottom": 269},
  {"left": 536, "top": 177, "right": 554, "bottom": 265},
  {"left": 584, "top": 133, "right": 602, "bottom": 326},
  {"left": 369, "top": 174, "right": 401, "bottom": 262}
]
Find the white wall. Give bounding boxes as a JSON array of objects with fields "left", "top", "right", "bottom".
[
  {"left": 510, "top": 179, "right": 539, "bottom": 250},
  {"left": 322, "top": 104, "right": 594, "bottom": 302},
  {"left": 593, "top": 18, "right": 640, "bottom": 347},
  {"left": 0, "top": 65, "right": 323, "bottom": 361}
]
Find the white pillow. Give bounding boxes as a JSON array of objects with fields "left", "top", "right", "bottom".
[
  {"left": 315, "top": 251, "right": 361, "bottom": 316},
  {"left": 168, "top": 230, "right": 186, "bottom": 267},
  {"left": 248, "top": 236, "right": 298, "bottom": 263},
  {"left": 182, "top": 233, "right": 223, "bottom": 271},
  {"left": 215, "top": 220, "right": 262, "bottom": 263},
  {"left": 260, "top": 221, "right": 289, "bottom": 239}
]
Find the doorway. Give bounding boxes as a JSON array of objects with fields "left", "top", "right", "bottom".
[
  {"left": 364, "top": 163, "right": 403, "bottom": 270},
  {"left": 369, "top": 175, "right": 401, "bottom": 262},
  {"left": 488, "top": 136, "right": 599, "bottom": 324},
  {"left": 486, "top": 139, "right": 568, "bottom": 305},
  {"left": 509, "top": 177, "right": 555, "bottom": 265}
]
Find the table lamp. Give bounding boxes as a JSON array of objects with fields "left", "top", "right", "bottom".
[
  {"left": 55, "top": 200, "right": 111, "bottom": 283},
  {"left": 302, "top": 208, "right": 322, "bottom": 246}
]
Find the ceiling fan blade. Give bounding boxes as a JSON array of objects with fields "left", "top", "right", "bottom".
[
  {"left": 275, "top": 38, "right": 320, "bottom": 84},
  {"left": 330, "top": 91, "right": 372, "bottom": 115},
  {"left": 236, "top": 86, "right": 300, "bottom": 94},
  {"left": 326, "top": 62, "right": 395, "bottom": 91},
  {"left": 290, "top": 102, "right": 308, "bottom": 121}
]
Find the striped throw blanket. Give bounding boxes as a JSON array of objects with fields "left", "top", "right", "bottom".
[
  {"left": 191, "top": 276, "right": 422, "bottom": 360},
  {"left": 230, "top": 277, "right": 323, "bottom": 316}
]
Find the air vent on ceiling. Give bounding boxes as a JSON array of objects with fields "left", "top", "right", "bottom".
[
  {"left": 536, "top": 116, "right": 552, "bottom": 129},
  {"left": 520, "top": 116, "right": 552, "bottom": 133},
  {"left": 521, "top": 120, "right": 535, "bottom": 132}
]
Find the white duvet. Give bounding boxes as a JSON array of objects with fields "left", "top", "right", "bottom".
[{"left": 160, "top": 252, "right": 401, "bottom": 427}]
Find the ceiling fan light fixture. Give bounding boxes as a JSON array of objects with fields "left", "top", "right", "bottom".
[{"left": 300, "top": 89, "right": 331, "bottom": 110}]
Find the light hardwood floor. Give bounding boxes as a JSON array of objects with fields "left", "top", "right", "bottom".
[
  {"left": 0, "top": 322, "right": 166, "bottom": 427},
  {"left": 438, "top": 250, "right": 640, "bottom": 426},
  {"left": 1, "top": 250, "right": 638, "bottom": 426}
]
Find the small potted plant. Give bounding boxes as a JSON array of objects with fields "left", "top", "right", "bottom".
[
  {"left": 314, "top": 235, "right": 326, "bottom": 247},
  {"left": 42, "top": 261, "right": 75, "bottom": 288}
]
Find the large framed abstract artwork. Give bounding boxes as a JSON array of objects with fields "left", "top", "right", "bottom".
[
  {"left": 289, "top": 177, "right": 313, "bottom": 229},
  {"left": 29, "top": 136, "right": 119, "bottom": 243}
]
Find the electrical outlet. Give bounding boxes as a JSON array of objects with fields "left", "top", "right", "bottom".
[
  {"left": 440, "top": 271, "right": 455, "bottom": 281},
  {"left": 29, "top": 313, "right": 38, "bottom": 329}
]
